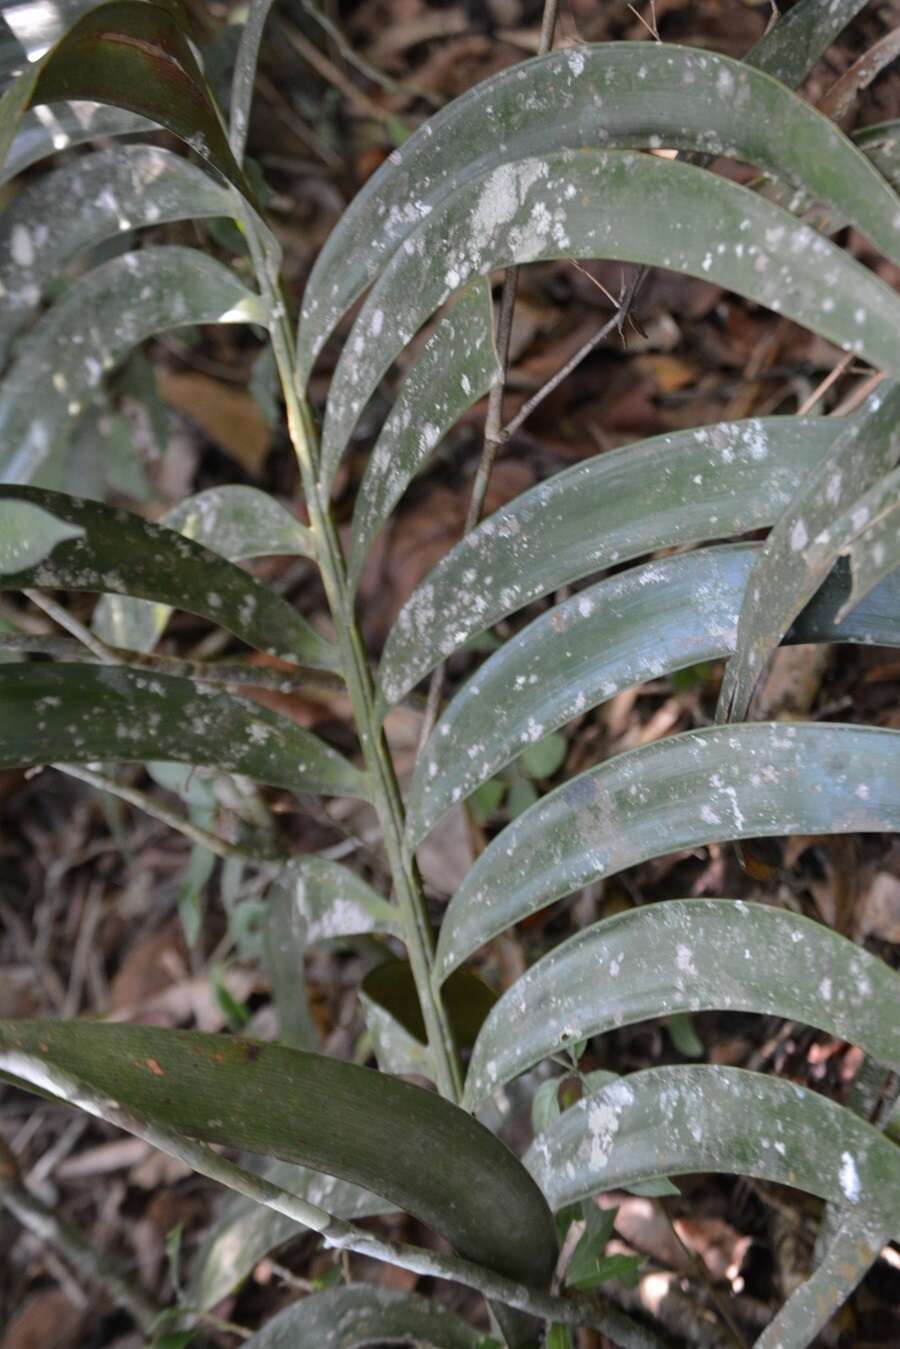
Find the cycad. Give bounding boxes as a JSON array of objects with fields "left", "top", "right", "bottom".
[{"left": 0, "top": 1, "right": 898, "bottom": 1346}]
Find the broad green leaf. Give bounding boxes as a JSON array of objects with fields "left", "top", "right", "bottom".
[
  {"left": 360, "top": 981, "right": 434, "bottom": 1078},
  {"left": 524, "top": 1066, "right": 900, "bottom": 1241},
  {"left": 0, "top": 663, "right": 367, "bottom": 797},
  {"left": 434, "top": 723, "right": 900, "bottom": 982},
  {"left": 0, "top": 1019, "right": 559, "bottom": 1293},
  {"left": 300, "top": 40, "right": 900, "bottom": 387},
  {"left": 756, "top": 1210, "right": 889, "bottom": 1349},
  {"left": 0, "top": 0, "right": 252, "bottom": 197},
  {"left": 0, "top": 497, "right": 82, "bottom": 571},
  {"left": 0, "top": 246, "right": 266, "bottom": 484},
  {"left": 838, "top": 466, "right": 900, "bottom": 618},
  {"left": 745, "top": 0, "right": 868, "bottom": 88},
  {"left": 94, "top": 485, "right": 315, "bottom": 659},
  {"left": 321, "top": 148, "right": 900, "bottom": 487},
  {"left": 240, "top": 1285, "right": 481, "bottom": 1348},
  {"left": 408, "top": 544, "right": 900, "bottom": 843},
  {"left": 1, "top": 101, "right": 155, "bottom": 183},
  {"left": 0, "top": 146, "right": 238, "bottom": 365},
  {"left": 464, "top": 900, "right": 900, "bottom": 1108},
  {"left": 264, "top": 858, "right": 398, "bottom": 1050},
  {"left": 718, "top": 384, "right": 900, "bottom": 723},
  {"left": 190, "top": 1163, "right": 394, "bottom": 1314},
  {"left": 229, "top": 0, "right": 276, "bottom": 161},
  {"left": 0, "top": 486, "right": 334, "bottom": 669},
  {"left": 347, "top": 277, "right": 499, "bottom": 591},
  {"left": 380, "top": 415, "right": 846, "bottom": 709}
]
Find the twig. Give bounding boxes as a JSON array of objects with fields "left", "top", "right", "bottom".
[
  {"left": 22, "top": 591, "right": 121, "bottom": 665},
  {"left": 796, "top": 351, "right": 855, "bottom": 415},
  {"left": 279, "top": 19, "right": 397, "bottom": 126},
  {"left": 51, "top": 762, "right": 283, "bottom": 863},
  {"left": 0, "top": 1135, "right": 159, "bottom": 1332},
  {"left": 0, "top": 632, "right": 345, "bottom": 695},
  {"left": 301, "top": 0, "right": 441, "bottom": 108}
]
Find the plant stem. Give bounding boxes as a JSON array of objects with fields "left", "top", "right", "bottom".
[{"left": 259, "top": 264, "right": 462, "bottom": 1101}]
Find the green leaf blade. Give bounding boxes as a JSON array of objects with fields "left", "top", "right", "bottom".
[
  {"left": 464, "top": 900, "right": 900, "bottom": 1108},
  {"left": 0, "top": 663, "right": 367, "bottom": 797},
  {"left": 524, "top": 1065, "right": 900, "bottom": 1241},
  {"left": 434, "top": 722, "right": 900, "bottom": 982},
  {"left": 0, "top": 486, "right": 334, "bottom": 669},
  {"left": 0, "top": 498, "right": 83, "bottom": 571}
]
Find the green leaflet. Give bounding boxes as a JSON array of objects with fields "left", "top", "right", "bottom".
[
  {"left": 347, "top": 277, "right": 499, "bottom": 591},
  {"left": 745, "top": 0, "right": 869, "bottom": 88},
  {"left": 0, "top": 146, "right": 238, "bottom": 366},
  {"left": 0, "top": 0, "right": 252, "bottom": 197},
  {"left": 321, "top": 149, "right": 900, "bottom": 488},
  {"left": 93, "top": 485, "right": 316, "bottom": 658},
  {"left": 0, "top": 246, "right": 266, "bottom": 484},
  {"left": 240, "top": 1285, "right": 481, "bottom": 1348},
  {"left": 361, "top": 961, "right": 498, "bottom": 1080},
  {"left": 464, "top": 900, "right": 900, "bottom": 1108},
  {"left": 434, "top": 722, "right": 900, "bottom": 982},
  {"left": 756, "top": 1210, "right": 890, "bottom": 1349},
  {"left": 299, "top": 39, "right": 900, "bottom": 386},
  {"left": 0, "top": 1019, "right": 558, "bottom": 1292},
  {"left": 0, "top": 0, "right": 100, "bottom": 87},
  {"left": 0, "top": 663, "right": 366, "bottom": 797},
  {"left": 718, "top": 384, "right": 900, "bottom": 723},
  {"left": 0, "top": 486, "right": 334, "bottom": 669},
  {"left": 264, "top": 858, "right": 399, "bottom": 1050},
  {"left": 190, "top": 1165, "right": 394, "bottom": 1314},
  {"left": 0, "top": 498, "right": 82, "bottom": 572},
  {"left": 840, "top": 466, "right": 900, "bottom": 616},
  {"left": 229, "top": 0, "right": 276, "bottom": 161},
  {"left": 1, "top": 101, "right": 155, "bottom": 183},
  {"left": 407, "top": 544, "right": 900, "bottom": 844},
  {"left": 380, "top": 416, "right": 845, "bottom": 709},
  {"left": 524, "top": 1065, "right": 900, "bottom": 1243}
]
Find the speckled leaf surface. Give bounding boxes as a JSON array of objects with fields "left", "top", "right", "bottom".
[
  {"left": 718, "top": 385, "right": 900, "bottom": 723},
  {"left": 321, "top": 150, "right": 900, "bottom": 488},
  {"left": 0, "top": 247, "right": 266, "bottom": 484},
  {"left": 347, "top": 278, "right": 498, "bottom": 589},
  {"left": 229, "top": 0, "right": 276, "bottom": 161},
  {"left": 241, "top": 1285, "right": 481, "bottom": 1348},
  {"left": 0, "top": 486, "right": 334, "bottom": 669},
  {"left": 408, "top": 545, "right": 900, "bottom": 844},
  {"left": 0, "top": 663, "right": 366, "bottom": 796},
  {"left": 838, "top": 466, "right": 900, "bottom": 618},
  {"left": 94, "top": 485, "right": 316, "bottom": 657},
  {"left": 464, "top": 900, "right": 900, "bottom": 1108},
  {"left": 525, "top": 1065, "right": 900, "bottom": 1241},
  {"left": 300, "top": 37, "right": 898, "bottom": 385},
  {"left": 1, "top": 101, "right": 154, "bottom": 182},
  {"left": 0, "top": 146, "right": 238, "bottom": 365},
  {"left": 380, "top": 416, "right": 845, "bottom": 709},
  {"left": 434, "top": 723, "right": 900, "bottom": 981},
  {"left": 744, "top": 0, "right": 869, "bottom": 88},
  {"left": 0, "top": 497, "right": 82, "bottom": 572},
  {"left": 264, "top": 858, "right": 398, "bottom": 1050},
  {"left": 0, "top": 1019, "right": 558, "bottom": 1292},
  {"left": 190, "top": 1165, "right": 394, "bottom": 1314}
]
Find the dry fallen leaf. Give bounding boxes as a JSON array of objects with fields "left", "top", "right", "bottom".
[{"left": 157, "top": 369, "right": 272, "bottom": 476}]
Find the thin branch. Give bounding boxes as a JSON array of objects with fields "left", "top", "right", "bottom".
[
  {"left": 22, "top": 591, "right": 121, "bottom": 665},
  {"left": 0, "top": 632, "right": 345, "bottom": 695},
  {"left": 52, "top": 762, "right": 283, "bottom": 863}
]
